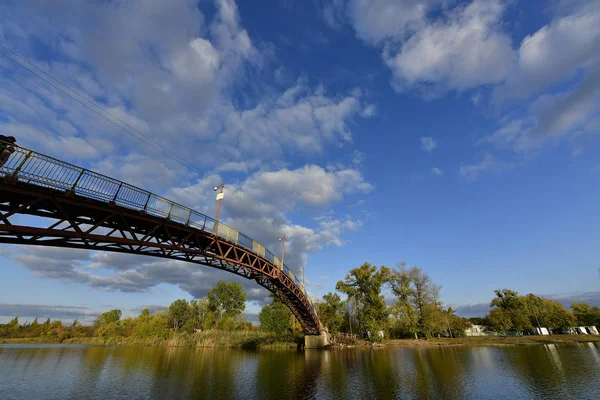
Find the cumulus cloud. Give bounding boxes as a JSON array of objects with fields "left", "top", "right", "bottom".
[
  {"left": 384, "top": 0, "right": 514, "bottom": 92},
  {"left": 323, "top": 0, "right": 515, "bottom": 93},
  {"left": 431, "top": 167, "right": 443, "bottom": 175},
  {"left": 494, "top": 2, "right": 600, "bottom": 101},
  {"left": 0, "top": 0, "right": 372, "bottom": 189}
]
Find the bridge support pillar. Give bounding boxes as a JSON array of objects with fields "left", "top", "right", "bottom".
[{"left": 304, "top": 332, "right": 330, "bottom": 349}]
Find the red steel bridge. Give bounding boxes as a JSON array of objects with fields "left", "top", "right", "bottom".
[{"left": 0, "top": 143, "right": 321, "bottom": 335}]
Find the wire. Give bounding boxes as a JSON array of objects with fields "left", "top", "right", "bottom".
[{"left": 0, "top": 43, "right": 197, "bottom": 171}]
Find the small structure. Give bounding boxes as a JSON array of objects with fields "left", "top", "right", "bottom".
[
  {"left": 533, "top": 327, "right": 550, "bottom": 335},
  {"left": 586, "top": 326, "right": 599, "bottom": 335},
  {"left": 465, "top": 325, "right": 492, "bottom": 337}
]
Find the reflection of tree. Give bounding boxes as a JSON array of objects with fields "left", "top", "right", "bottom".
[{"left": 255, "top": 349, "right": 321, "bottom": 399}]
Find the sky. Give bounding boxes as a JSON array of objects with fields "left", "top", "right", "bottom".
[{"left": 0, "top": 0, "right": 599, "bottom": 324}]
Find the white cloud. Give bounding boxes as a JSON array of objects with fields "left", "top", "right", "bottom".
[
  {"left": 347, "top": 0, "right": 438, "bottom": 44},
  {"left": 431, "top": 167, "right": 443, "bottom": 175},
  {"left": 494, "top": 2, "right": 600, "bottom": 101},
  {"left": 420, "top": 136, "right": 438, "bottom": 152},
  {"left": 0, "top": 0, "right": 373, "bottom": 193},
  {"left": 384, "top": 0, "right": 515, "bottom": 92},
  {"left": 459, "top": 153, "right": 495, "bottom": 180}
]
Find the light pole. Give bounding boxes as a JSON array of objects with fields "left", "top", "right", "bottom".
[
  {"left": 213, "top": 182, "right": 225, "bottom": 232},
  {"left": 278, "top": 236, "right": 286, "bottom": 267}
]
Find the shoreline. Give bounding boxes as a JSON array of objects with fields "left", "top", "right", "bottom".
[
  {"left": 379, "top": 335, "right": 600, "bottom": 348},
  {"left": 2, "top": 335, "right": 599, "bottom": 349}
]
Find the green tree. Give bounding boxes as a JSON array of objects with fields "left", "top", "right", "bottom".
[
  {"left": 488, "top": 308, "right": 512, "bottom": 334},
  {"left": 208, "top": 281, "right": 247, "bottom": 320},
  {"left": 318, "top": 293, "right": 346, "bottom": 333},
  {"left": 168, "top": 299, "right": 190, "bottom": 331},
  {"left": 572, "top": 302, "right": 600, "bottom": 327},
  {"left": 390, "top": 264, "right": 444, "bottom": 338},
  {"left": 336, "top": 262, "right": 391, "bottom": 340},
  {"left": 190, "top": 298, "right": 210, "bottom": 328},
  {"left": 259, "top": 298, "right": 293, "bottom": 336},
  {"left": 524, "top": 294, "right": 576, "bottom": 330},
  {"left": 489, "top": 289, "right": 532, "bottom": 332},
  {"left": 94, "top": 309, "right": 122, "bottom": 327},
  {"left": 490, "top": 289, "right": 521, "bottom": 311}
]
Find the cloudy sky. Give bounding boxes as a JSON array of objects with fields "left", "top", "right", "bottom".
[{"left": 0, "top": 0, "right": 599, "bottom": 324}]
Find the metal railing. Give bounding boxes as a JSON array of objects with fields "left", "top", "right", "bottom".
[{"left": 0, "top": 142, "right": 312, "bottom": 307}]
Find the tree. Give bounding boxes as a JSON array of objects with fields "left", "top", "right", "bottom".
[
  {"left": 94, "top": 309, "right": 122, "bottom": 327},
  {"left": 524, "top": 294, "right": 575, "bottom": 330},
  {"left": 390, "top": 264, "right": 443, "bottom": 338},
  {"left": 190, "top": 298, "right": 210, "bottom": 328},
  {"left": 572, "top": 302, "right": 600, "bottom": 327},
  {"left": 259, "top": 298, "right": 293, "bottom": 336},
  {"left": 488, "top": 308, "right": 512, "bottom": 334},
  {"left": 489, "top": 289, "right": 531, "bottom": 332},
  {"left": 207, "top": 281, "right": 247, "bottom": 321},
  {"left": 491, "top": 289, "right": 521, "bottom": 311},
  {"left": 169, "top": 299, "right": 190, "bottom": 331},
  {"left": 336, "top": 262, "right": 391, "bottom": 340},
  {"left": 318, "top": 293, "right": 346, "bottom": 333}
]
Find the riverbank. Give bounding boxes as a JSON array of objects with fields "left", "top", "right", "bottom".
[
  {"left": 0, "top": 331, "right": 299, "bottom": 349},
  {"left": 380, "top": 335, "right": 600, "bottom": 348},
  {"left": 3, "top": 333, "right": 599, "bottom": 349}
]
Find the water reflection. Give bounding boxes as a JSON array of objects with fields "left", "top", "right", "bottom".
[{"left": 1, "top": 343, "right": 599, "bottom": 399}]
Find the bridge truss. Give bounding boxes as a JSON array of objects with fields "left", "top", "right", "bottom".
[{"left": 0, "top": 145, "right": 321, "bottom": 335}]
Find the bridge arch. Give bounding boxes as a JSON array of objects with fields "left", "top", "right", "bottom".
[{"left": 0, "top": 144, "right": 321, "bottom": 335}]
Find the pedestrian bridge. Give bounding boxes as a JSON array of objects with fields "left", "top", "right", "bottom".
[{"left": 0, "top": 143, "right": 321, "bottom": 335}]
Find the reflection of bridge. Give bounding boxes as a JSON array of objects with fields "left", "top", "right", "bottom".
[{"left": 0, "top": 144, "right": 321, "bottom": 335}]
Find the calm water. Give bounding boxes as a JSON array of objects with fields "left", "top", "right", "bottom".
[{"left": 1, "top": 343, "right": 600, "bottom": 399}]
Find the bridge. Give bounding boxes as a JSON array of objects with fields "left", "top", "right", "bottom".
[{"left": 0, "top": 143, "right": 322, "bottom": 336}]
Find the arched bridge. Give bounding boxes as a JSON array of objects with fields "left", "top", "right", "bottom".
[{"left": 0, "top": 143, "right": 321, "bottom": 335}]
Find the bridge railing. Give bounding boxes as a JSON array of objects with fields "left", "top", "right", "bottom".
[{"left": 0, "top": 142, "right": 313, "bottom": 308}]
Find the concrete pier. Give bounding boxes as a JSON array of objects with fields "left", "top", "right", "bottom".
[{"left": 304, "top": 332, "right": 330, "bottom": 349}]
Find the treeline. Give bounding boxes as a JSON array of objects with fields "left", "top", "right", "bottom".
[
  {"left": 313, "top": 262, "right": 599, "bottom": 341},
  {"left": 0, "top": 281, "right": 277, "bottom": 343},
  {"left": 470, "top": 289, "right": 600, "bottom": 333},
  {"left": 313, "top": 262, "right": 470, "bottom": 340}
]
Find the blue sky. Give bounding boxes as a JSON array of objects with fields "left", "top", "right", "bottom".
[{"left": 0, "top": 0, "right": 599, "bottom": 323}]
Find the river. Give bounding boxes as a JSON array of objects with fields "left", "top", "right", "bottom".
[{"left": 1, "top": 343, "right": 599, "bottom": 399}]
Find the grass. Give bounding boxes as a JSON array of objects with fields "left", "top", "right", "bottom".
[{"left": 1, "top": 331, "right": 300, "bottom": 349}]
